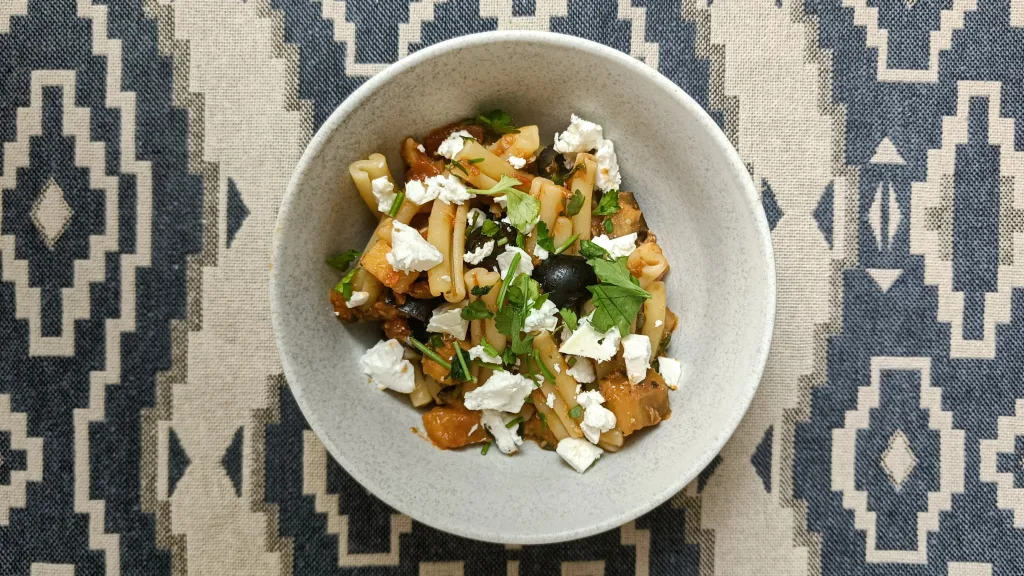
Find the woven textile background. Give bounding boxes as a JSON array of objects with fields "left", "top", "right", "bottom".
[{"left": 2, "top": 0, "right": 1024, "bottom": 574}]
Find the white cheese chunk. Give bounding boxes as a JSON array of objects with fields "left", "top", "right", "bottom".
[
  {"left": 416, "top": 143, "right": 426, "bottom": 153},
  {"left": 556, "top": 437, "right": 603, "bottom": 473},
  {"left": 359, "top": 339, "right": 416, "bottom": 393},
  {"left": 345, "top": 291, "right": 370, "bottom": 308},
  {"left": 591, "top": 233, "right": 638, "bottom": 259},
  {"left": 437, "top": 130, "right": 473, "bottom": 160},
  {"left": 404, "top": 179, "right": 430, "bottom": 204},
  {"left": 566, "top": 357, "right": 595, "bottom": 383},
  {"left": 508, "top": 155, "right": 527, "bottom": 169},
  {"left": 533, "top": 243, "right": 549, "bottom": 261},
  {"left": 576, "top": 390, "right": 617, "bottom": 444},
  {"left": 622, "top": 334, "right": 652, "bottom": 384},
  {"left": 594, "top": 139, "right": 621, "bottom": 191},
  {"left": 559, "top": 316, "right": 621, "bottom": 363},
  {"left": 463, "top": 240, "right": 495, "bottom": 265},
  {"left": 496, "top": 246, "right": 534, "bottom": 278},
  {"left": 468, "top": 344, "right": 502, "bottom": 365},
  {"left": 654, "top": 319, "right": 663, "bottom": 328},
  {"left": 553, "top": 362, "right": 561, "bottom": 374},
  {"left": 426, "top": 305, "right": 469, "bottom": 341},
  {"left": 370, "top": 176, "right": 396, "bottom": 212},
  {"left": 481, "top": 410, "right": 523, "bottom": 455},
  {"left": 386, "top": 221, "right": 444, "bottom": 272},
  {"left": 403, "top": 174, "right": 471, "bottom": 205},
  {"left": 545, "top": 392, "right": 556, "bottom": 408},
  {"left": 464, "top": 371, "right": 535, "bottom": 412},
  {"left": 524, "top": 299, "right": 559, "bottom": 333},
  {"left": 658, "top": 357, "right": 682, "bottom": 390},
  {"left": 553, "top": 114, "right": 604, "bottom": 154},
  {"left": 467, "top": 207, "right": 488, "bottom": 229}
]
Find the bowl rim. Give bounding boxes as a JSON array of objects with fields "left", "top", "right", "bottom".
[{"left": 270, "top": 30, "right": 777, "bottom": 544}]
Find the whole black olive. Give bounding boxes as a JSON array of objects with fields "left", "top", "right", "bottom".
[
  {"left": 535, "top": 146, "right": 563, "bottom": 179},
  {"left": 532, "top": 254, "right": 597, "bottom": 309},
  {"left": 407, "top": 317, "right": 430, "bottom": 343}
]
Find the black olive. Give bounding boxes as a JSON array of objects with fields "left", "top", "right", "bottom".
[
  {"left": 407, "top": 317, "right": 430, "bottom": 343},
  {"left": 384, "top": 292, "right": 442, "bottom": 324},
  {"left": 464, "top": 220, "right": 517, "bottom": 270},
  {"left": 535, "top": 146, "right": 563, "bottom": 179},
  {"left": 532, "top": 254, "right": 597, "bottom": 309}
]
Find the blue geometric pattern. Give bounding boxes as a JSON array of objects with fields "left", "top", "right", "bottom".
[{"left": 3, "top": 0, "right": 1024, "bottom": 574}]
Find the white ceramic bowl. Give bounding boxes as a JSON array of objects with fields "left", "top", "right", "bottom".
[{"left": 271, "top": 31, "right": 775, "bottom": 544}]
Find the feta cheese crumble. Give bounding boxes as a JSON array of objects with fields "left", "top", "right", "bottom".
[
  {"left": 594, "top": 139, "right": 622, "bottom": 191},
  {"left": 553, "top": 115, "right": 604, "bottom": 155},
  {"left": 468, "top": 423, "right": 479, "bottom": 436},
  {"left": 416, "top": 143, "right": 426, "bottom": 153},
  {"left": 533, "top": 243, "right": 550, "bottom": 261},
  {"left": 658, "top": 357, "right": 682, "bottom": 390},
  {"left": 426, "top": 304, "right": 469, "bottom": 341},
  {"left": 481, "top": 410, "right": 523, "bottom": 455},
  {"left": 566, "top": 357, "right": 595, "bottom": 383},
  {"left": 467, "top": 207, "right": 488, "bottom": 229},
  {"left": 559, "top": 315, "right": 621, "bottom": 363},
  {"left": 386, "top": 221, "right": 443, "bottom": 272},
  {"left": 496, "top": 246, "right": 534, "bottom": 278},
  {"left": 437, "top": 130, "right": 473, "bottom": 160},
  {"left": 463, "top": 371, "right": 535, "bottom": 412},
  {"left": 545, "top": 393, "right": 556, "bottom": 408},
  {"left": 360, "top": 339, "right": 416, "bottom": 393},
  {"left": 403, "top": 174, "right": 471, "bottom": 205},
  {"left": 654, "top": 319, "right": 663, "bottom": 328},
  {"left": 622, "top": 334, "right": 652, "bottom": 384},
  {"left": 463, "top": 240, "right": 495, "bottom": 265},
  {"left": 524, "top": 299, "right": 559, "bottom": 333},
  {"left": 576, "top": 391, "right": 617, "bottom": 444},
  {"left": 556, "top": 438, "right": 603, "bottom": 473},
  {"left": 370, "top": 176, "right": 396, "bottom": 212},
  {"left": 591, "top": 233, "right": 638, "bottom": 259},
  {"left": 508, "top": 155, "right": 527, "bottom": 169},
  {"left": 468, "top": 344, "right": 502, "bottom": 365},
  {"left": 345, "top": 291, "right": 370, "bottom": 308}
]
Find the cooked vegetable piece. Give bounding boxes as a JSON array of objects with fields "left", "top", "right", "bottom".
[
  {"left": 599, "top": 370, "right": 671, "bottom": 436},
  {"left": 421, "top": 403, "right": 489, "bottom": 449}
]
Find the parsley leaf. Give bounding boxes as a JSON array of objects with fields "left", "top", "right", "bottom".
[
  {"left": 505, "top": 189, "right": 540, "bottom": 234},
  {"left": 428, "top": 335, "right": 444, "bottom": 348},
  {"left": 332, "top": 264, "right": 361, "bottom": 299},
  {"left": 461, "top": 299, "right": 493, "bottom": 320},
  {"left": 559, "top": 308, "right": 578, "bottom": 331},
  {"left": 587, "top": 284, "right": 647, "bottom": 335},
  {"left": 471, "top": 284, "right": 493, "bottom": 296},
  {"left": 476, "top": 109, "right": 520, "bottom": 135},
  {"left": 481, "top": 220, "right": 500, "bottom": 237},
  {"left": 568, "top": 405, "right": 583, "bottom": 419},
  {"left": 604, "top": 219, "right": 614, "bottom": 234},
  {"left": 552, "top": 162, "right": 587, "bottom": 186},
  {"left": 536, "top": 221, "right": 555, "bottom": 253},
  {"left": 565, "top": 189, "right": 585, "bottom": 217},
  {"left": 450, "top": 345, "right": 475, "bottom": 382},
  {"left": 592, "top": 190, "right": 621, "bottom": 216},
  {"left": 587, "top": 258, "right": 650, "bottom": 298},
  {"left": 468, "top": 157, "right": 485, "bottom": 165},
  {"left": 579, "top": 240, "right": 609, "bottom": 259},
  {"left": 532, "top": 292, "right": 549, "bottom": 310},
  {"left": 538, "top": 412, "right": 548, "bottom": 429},
  {"left": 326, "top": 249, "right": 361, "bottom": 271}
]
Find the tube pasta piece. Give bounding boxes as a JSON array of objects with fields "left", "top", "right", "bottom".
[
  {"left": 598, "top": 429, "right": 624, "bottom": 452},
  {"left": 570, "top": 154, "right": 597, "bottom": 243},
  {"left": 410, "top": 362, "right": 433, "bottom": 407},
  {"left": 464, "top": 268, "right": 502, "bottom": 391},
  {"left": 628, "top": 241, "right": 670, "bottom": 289},
  {"left": 532, "top": 331, "right": 580, "bottom": 415},
  {"left": 641, "top": 281, "right": 667, "bottom": 360},
  {"left": 427, "top": 200, "right": 455, "bottom": 297},
  {"left": 487, "top": 125, "right": 541, "bottom": 160},
  {"left": 538, "top": 381, "right": 583, "bottom": 439},
  {"left": 349, "top": 153, "right": 394, "bottom": 216},
  {"left": 454, "top": 140, "right": 533, "bottom": 191},
  {"left": 552, "top": 216, "right": 574, "bottom": 252},
  {"left": 446, "top": 204, "right": 468, "bottom": 302},
  {"left": 361, "top": 239, "right": 418, "bottom": 293},
  {"left": 531, "top": 389, "right": 569, "bottom": 441}
]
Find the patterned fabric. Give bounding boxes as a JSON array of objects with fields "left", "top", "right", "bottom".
[{"left": 2, "top": 0, "right": 1024, "bottom": 574}]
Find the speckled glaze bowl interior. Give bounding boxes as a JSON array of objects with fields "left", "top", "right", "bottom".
[{"left": 270, "top": 31, "right": 775, "bottom": 544}]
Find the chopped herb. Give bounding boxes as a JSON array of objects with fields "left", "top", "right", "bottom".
[
  {"left": 471, "top": 284, "right": 493, "bottom": 296},
  {"left": 476, "top": 361, "right": 504, "bottom": 371},
  {"left": 496, "top": 252, "right": 520, "bottom": 310},
  {"left": 538, "top": 412, "right": 548, "bottom": 429},
  {"left": 326, "top": 249, "right": 361, "bottom": 271},
  {"left": 468, "top": 175, "right": 521, "bottom": 197},
  {"left": 428, "top": 335, "right": 445, "bottom": 348},
  {"left": 510, "top": 333, "right": 536, "bottom": 355},
  {"left": 516, "top": 232, "right": 526, "bottom": 249},
  {"left": 449, "top": 159, "right": 468, "bottom": 175},
  {"left": 604, "top": 219, "right": 614, "bottom": 234},
  {"left": 532, "top": 293, "right": 549, "bottom": 310},
  {"left": 408, "top": 337, "right": 451, "bottom": 370},
  {"left": 592, "top": 190, "right": 621, "bottom": 216},
  {"left": 588, "top": 257, "right": 650, "bottom": 298},
  {"left": 481, "top": 338, "right": 500, "bottom": 358},
  {"left": 501, "top": 347, "right": 517, "bottom": 366},
  {"left": 450, "top": 344, "right": 476, "bottom": 382},
  {"left": 587, "top": 284, "right": 648, "bottom": 336},
  {"left": 535, "top": 222, "right": 556, "bottom": 253},
  {"left": 332, "top": 264, "right": 361, "bottom": 299},
  {"left": 659, "top": 333, "right": 672, "bottom": 354},
  {"left": 481, "top": 220, "right": 500, "bottom": 237},
  {"left": 505, "top": 416, "right": 523, "bottom": 429},
  {"left": 387, "top": 190, "right": 405, "bottom": 218},
  {"left": 566, "top": 356, "right": 577, "bottom": 367},
  {"left": 524, "top": 396, "right": 534, "bottom": 404},
  {"left": 568, "top": 404, "right": 583, "bottom": 419},
  {"left": 476, "top": 109, "right": 520, "bottom": 135},
  {"left": 533, "top": 349, "right": 557, "bottom": 383},
  {"left": 496, "top": 237, "right": 509, "bottom": 247},
  {"left": 559, "top": 308, "right": 578, "bottom": 331},
  {"left": 461, "top": 299, "right": 493, "bottom": 320},
  {"left": 579, "top": 239, "right": 609, "bottom": 259},
  {"left": 468, "top": 157, "right": 485, "bottom": 165},
  {"left": 553, "top": 162, "right": 587, "bottom": 186},
  {"left": 565, "top": 189, "right": 585, "bottom": 217},
  {"left": 553, "top": 234, "right": 579, "bottom": 255},
  {"left": 505, "top": 190, "right": 540, "bottom": 234},
  {"left": 481, "top": 441, "right": 491, "bottom": 455}
]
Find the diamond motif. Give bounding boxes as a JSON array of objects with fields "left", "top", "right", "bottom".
[
  {"left": 29, "top": 178, "right": 72, "bottom": 250},
  {"left": 882, "top": 429, "right": 917, "bottom": 490}
]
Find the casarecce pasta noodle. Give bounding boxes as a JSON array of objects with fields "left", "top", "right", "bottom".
[{"left": 327, "top": 111, "right": 680, "bottom": 473}]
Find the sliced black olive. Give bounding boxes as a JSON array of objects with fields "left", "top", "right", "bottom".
[
  {"left": 464, "top": 220, "right": 517, "bottom": 271},
  {"left": 535, "top": 146, "right": 563, "bottom": 180},
  {"left": 532, "top": 254, "right": 597, "bottom": 309},
  {"left": 407, "top": 317, "right": 430, "bottom": 343},
  {"left": 384, "top": 292, "right": 442, "bottom": 324}
]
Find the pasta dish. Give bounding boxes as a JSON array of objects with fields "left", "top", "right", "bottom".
[{"left": 328, "top": 112, "right": 680, "bottom": 473}]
